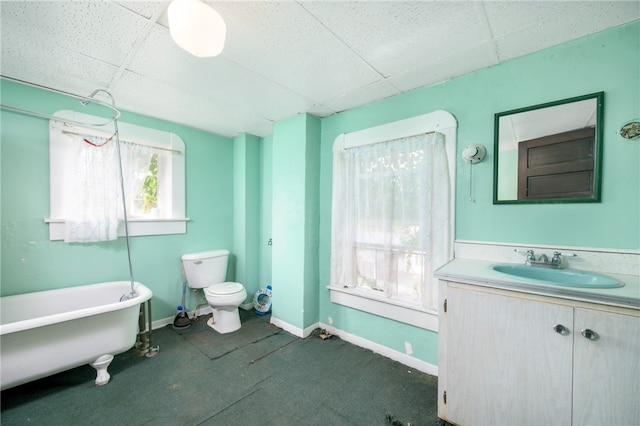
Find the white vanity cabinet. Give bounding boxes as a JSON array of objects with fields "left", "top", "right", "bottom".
[{"left": 438, "top": 281, "right": 640, "bottom": 426}]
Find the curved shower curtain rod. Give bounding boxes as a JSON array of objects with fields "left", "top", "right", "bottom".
[
  {"left": 0, "top": 75, "right": 121, "bottom": 126},
  {"left": 1, "top": 74, "right": 138, "bottom": 302}
]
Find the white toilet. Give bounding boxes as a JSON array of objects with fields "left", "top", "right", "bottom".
[{"left": 181, "top": 249, "right": 247, "bottom": 334}]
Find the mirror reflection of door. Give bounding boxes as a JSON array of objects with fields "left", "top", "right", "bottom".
[{"left": 518, "top": 127, "right": 595, "bottom": 199}]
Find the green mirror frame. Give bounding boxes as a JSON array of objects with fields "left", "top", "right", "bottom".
[{"left": 493, "top": 92, "right": 604, "bottom": 204}]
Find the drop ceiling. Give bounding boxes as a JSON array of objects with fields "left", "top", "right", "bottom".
[{"left": 1, "top": 1, "right": 638, "bottom": 138}]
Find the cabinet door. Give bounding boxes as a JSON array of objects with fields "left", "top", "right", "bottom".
[
  {"left": 444, "top": 286, "right": 574, "bottom": 425},
  {"left": 573, "top": 308, "right": 640, "bottom": 425}
]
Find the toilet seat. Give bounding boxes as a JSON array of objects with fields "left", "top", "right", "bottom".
[
  {"left": 205, "top": 282, "right": 244, "bottom": 296},
  {"left": 252, "top": 286, "right": 272, "bottom": 315}
]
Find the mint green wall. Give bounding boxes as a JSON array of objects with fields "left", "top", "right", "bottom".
[
  {"left": 303, "top": 115, "right": 321, "bottom": 326},
  {"left": 233, "top": 133, "right": 261, "bottom": 299},
  {"left": 271, "top": 114, "right": 321, "bottom": 330},
  {"left": 259, "top": 135, "right": 273, "bottom": 287},
  {"left": 1, "top": 80, "right": 235, "bottom": 321},
  {"left": 316, "top": 22, "right": 640, "bottom": 367},
  {"left": 2, "top": 22, "right": 637, "bottom": 371},
  {"left": 451, "top": 23, "right": 639, "bottom": 249}
]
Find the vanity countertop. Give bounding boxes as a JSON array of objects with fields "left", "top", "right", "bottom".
[{"left": 435, "top": 258, "right": 640, "bottom": 309}]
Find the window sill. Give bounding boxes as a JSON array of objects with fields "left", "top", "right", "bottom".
[
  {"left": 327, "top": 285, "right": 439, "bottom": 332},
  {"left": 45, "top": 217, "right": 189, "bottom": 240}
]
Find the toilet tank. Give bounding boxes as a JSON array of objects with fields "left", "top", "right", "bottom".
[{"left": 181, "top": 249, "right": 229, "bottom": 289}]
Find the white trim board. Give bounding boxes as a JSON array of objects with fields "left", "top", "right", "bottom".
[
  {"left": 152, "top": 313, "right": 438, "bottom": 377},
  {"left": 328, "top": 285, "right": 439, "bottom": 331},
  {"left": 269, "top": 316, "right": 318, "bottom": 338},
  {"left": 269, "top": 316, "right": 438, "bottom": 376},
  {"left": 318, "top": 322, "right": 438, "bottom": 377}
]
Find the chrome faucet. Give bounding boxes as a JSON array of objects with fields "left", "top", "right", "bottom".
[
  {"left": 516, "top": 249, "right": 576, "bottom": 269},
  {"left": 525, "top": 251, "right": 555, "bottom": 267}
]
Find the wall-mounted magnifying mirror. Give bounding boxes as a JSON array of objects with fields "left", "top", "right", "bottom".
[{"left": 494, "top": 92, "right": 604, "bottom": 204}]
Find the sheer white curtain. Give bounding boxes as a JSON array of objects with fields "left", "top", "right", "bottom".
[
  {"left": 62, "top": 132, "right": 152, "bottom": 243},
  {"left": 64, "top": 133, "right": 120, "bottom": 242},
  {"left": 330, "top": 132, "right": 450, "bottom": 310}
]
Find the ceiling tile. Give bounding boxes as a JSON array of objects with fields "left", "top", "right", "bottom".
[
  {"left": 387, "top": 41, "right": 497, "bottom": 93},
  {"left": 115, "top": 71, "right": 275, "bottom": 137},
  {"left": 116, "top": 1, "right": 164, "bottom": 20},
  {"left": 485, "top": 1, "right": 640, "bottom": 61},
  {"left": 1, "top": 1, "right": 636, "bottom": 137},
  {"left": 210, "top": 1, "right": 382, "bottom": 101},
  {"left": 127, "top": 24, "right": 315, "bottom": 122},
  {"left": 1, "top": 20, "right": 118, "bottom": 96},
  {"left": 0, "top": 2, "right": 148, "bottom": 67},
  {"left": 320, "top": 79, "right": 400, "bottom": 113},
  {"left": 301, "top": 1, "right": 487, "bottom": 77},
  {"left": 485, "top": 1, "right": 639, "bottom": 38}
]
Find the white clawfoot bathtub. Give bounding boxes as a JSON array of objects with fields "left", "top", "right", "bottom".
[{"left": 0, "top": 281, "right": 152, "bottom": 390}]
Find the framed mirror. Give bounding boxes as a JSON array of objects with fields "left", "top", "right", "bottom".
[{"left": 493, "top": 92, "right": 604, "bottom": 204}]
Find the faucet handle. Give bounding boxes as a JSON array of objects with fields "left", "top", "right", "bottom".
[
  {"left": 515, "top": 248, "right": 536, "bottom": 261},
  {"left": 553, "top": 251, "right": 577, "bottom": 257},
  {"left": 551, "top": 251, "right": 577, "bottom": 267},
  {"left": 515, "top": 248, "right": 534, "bottom": 254}
]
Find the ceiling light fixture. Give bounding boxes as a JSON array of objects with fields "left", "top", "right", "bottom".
[{"left": 167, "top": 0, "right": 226, "bottom": 58}]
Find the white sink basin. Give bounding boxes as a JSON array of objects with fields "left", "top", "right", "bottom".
[{"left": 491, "top": 264, "right": 624, "bottom": 289}]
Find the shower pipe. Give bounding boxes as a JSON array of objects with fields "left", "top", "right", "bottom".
[
  {"left": 84, "top": 88, "right": 138, "bottom": 302},
  {"left": 1, "top": 75, "right": 137, "bottom": 302},
  {"left": 1, "top": 75, "right": 121, "bottom": 127}
]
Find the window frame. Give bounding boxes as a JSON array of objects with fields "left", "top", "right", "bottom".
[
  {"left": 328, "top": 110, "right": 457, "bottom": 332},
  {"left": 46, "top": 110, "right": 188, "bottom": 240}
]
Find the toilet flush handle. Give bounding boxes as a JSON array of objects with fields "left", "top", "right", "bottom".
[{"left": 194, "top": 260, "right": 202, "bottom": 265}]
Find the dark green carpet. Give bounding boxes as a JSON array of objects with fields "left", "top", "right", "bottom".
[{"left": 1, "top": 310, "right": 441, "bottom": 425}]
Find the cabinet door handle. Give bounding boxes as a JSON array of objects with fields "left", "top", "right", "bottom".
[
  {"left": 553, "top": 324, "right": 569, "bottom": 335},
  {"left": 581, "top": 328, "right": 599, "bottom": 340}
]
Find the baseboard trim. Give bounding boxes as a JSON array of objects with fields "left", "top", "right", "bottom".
[
  {"left": 269, "top": 316, "right": 318, "bottom": 338},
  {"left": 152, "top": 313, "right": 438, "bottom": 377},
  {"left": 319, "top": 322, "right": 438, "bottom": 377},
  {"left": 152, "top": 316, "right": 174, "bottom": 330},
  {"left": 151, "top": 306, "right": 212, "bottom": 330},
  {"left": 153, "top": 304, "right": 252, "bottom": 331}
]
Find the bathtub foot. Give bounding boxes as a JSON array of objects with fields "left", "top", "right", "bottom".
[
  {"left": 135, "top": 339, "right": 149, "bottom": 357},
  {"left": 90, "top": 354, "right": 114, "bottom": 386},
  {"left": 145, "top": 345, "right": 160, "bottom": 358}
]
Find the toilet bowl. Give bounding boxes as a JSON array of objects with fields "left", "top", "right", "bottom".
[
  {"left": 181, "top": 250, "right": 248, "bottom": 334},
  {"left": 204, "top": 282, "right": 247, "bottom": 334}
]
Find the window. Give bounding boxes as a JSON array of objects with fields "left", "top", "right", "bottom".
[
  {"left": 137, "top": 153, "right": 159, "bottom": 215},
  {"left": 328, "top": 111, "right": 456, "bottom": 331},
  {"left": 46, "top": 110, "right": 187, "bottom": 240}
]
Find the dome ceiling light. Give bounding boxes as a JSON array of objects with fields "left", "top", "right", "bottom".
[{"left": 167, "top": 0, "right": 226, "bottom": 58}]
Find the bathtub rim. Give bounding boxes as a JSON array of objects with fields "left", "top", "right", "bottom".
[{"left": 0, "top": 281, "right": 152, "bottom": 335}]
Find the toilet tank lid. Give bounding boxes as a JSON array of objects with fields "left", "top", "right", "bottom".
[{"left": 182, "top": 249, "right": 229, "bottom": 261}]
